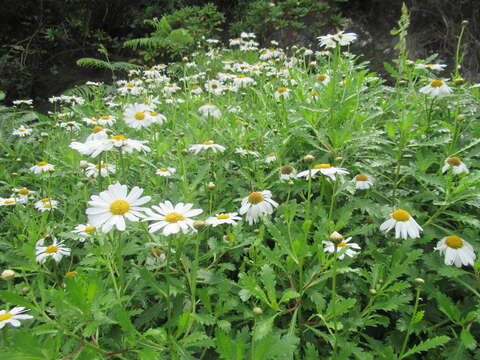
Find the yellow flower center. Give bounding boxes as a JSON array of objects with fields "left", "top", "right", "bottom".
[
  {"left": 65, "top": 271, "right": 77, "bottom": 277},
  {"left": 237, "top": 74, "right": 246, "bottom": 78},
  {"left": 135, "top": 112, "right": 145, "bottom": 121},
  {"left": 45, "top": 245, "right": 58, "bottom": 254},
  {"left": 203, "top": 141, "right": 214, "bottom": 145},
  {"left": 159, "top": 168, "right": 169, "bottom": 172},
  {"left": 314, "top": 164, "right": 331, "bottom": 169},
  {"left": 109, "top": 200, "right": 130, "bottom": 215},
  {"left": 0, "top": 313, "right": 13, "bottom": 321},
  {"left": 431, "top": 80, "right": 443, "bottom": 87},
  {"left": 43, "top": 204, "right": 52, "bottom": 209},
  {"left": 311, "top": 91, "right": 318, "bottom": 97},
  {"left": 216, "top": 214, "right": 230, "bottom": 220},
  {"left": 19, "top": 129, "right": 27, "bottom": 132},
  {"left": 447, "top": 157, "right": 461, "bottom": 166},
  {"left": 95, "top": 163, "right": 108, "bottom": 168},
  {"left": 278, "top": 87, "right": 287, "bottom": 93},
  {"left": 165, "top": 212, "right": 185, "bottom": 223},
  {"left": 267, "top": 153, "right": 276, "bottom": 157},
  {"left": 445, "top": 235, "right": 464, "bottom": 249},
  {"left": 101, "top": 116, "right": 110, "bottom": 120},
  {"left": 84, "top": 226, "right": 95, "bottom": 233},
  {"left": 355, "top": 174, "right": 369, "bottom": 181},
  {"left": 150, "top": 112, "right": 158, "bottom": 116},
  {"left": 41, "top": 198, "right": 50, "bottom": 203},
  {"left": 37, "top": 161, "right": 48, "bottom": 166},
  {"left": 317, "top": 74, "right": 327, "bottom": 81},
  {"left": 192, "top": 85, "right": 199, "bottom": 89},
  {"left": 18, "top": 189, "right": 29, "bottom": 195},
  {"left": 92, "top": 125, "right": 104, "bottom": 133},
  {"left": 261, "top": 50, "right": 268, "bottom": 54},
  {"left": 4, "top": 200, "right": 15, "bottom": 205},
  {"left": 281, "top": 165, "right": 294, "bottom": 174},
  {"left": 127, "top": 83, "right": 135, "bottom": 88},
  {"left": 111, "top": 135, "right": 127, "bottom": 141},
  {"left": 337, "top": 241, "right": 347, "bottom": 247},
  {"left": 391, "top": 210, "right": 410, "bottom": 222},
  {"left": 248, "top": 192, "right": 264, "bottom": 204}
]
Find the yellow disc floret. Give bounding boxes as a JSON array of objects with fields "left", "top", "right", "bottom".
[
  {"left": 203, "top": 141, "right": 214, "bottom": 145},
  {"left": 18, "top": 189, "right": 29, "bottom": 195},
  {"left": 248, "top": 192, "right": 264, "bottom": 204},
  {"left": 447, "top": 157, "right": 461, "bottom": 166},
  {"left": 0, "top": 313, "right": 13, "bottom": 321},
  {"left": 135, "top": 112, "right": 145, "bottom": 121},
  {"left": 37, "top": 161, "right": 48, "bottom": 166},
  {"left": 109, "top": 200, "right": 130, "bottom": 215},
  {"left": 165, "top": 212, "right": 186, "bottom": 223},
  {"left": 355, "top": 174, "right": 369, "bottom": 181},
  {"left": 445, "top": 235, "right": 464, "bottom": 249},
  {"left": 45, "top": 245, "right": 58, "bottom": 254},
  {"left": 216, "top": 214, "right": 230, "bottom": 220},
  {"left": 314, "top": 164, "right": 331, "bottom": 169},
  {"left": 431, "top": 80, "right": 443, "bottom": 87},
  {"left": 84, "top": 226, "right": 95, "bottom": 233},
  {"left": 391, "top": 209, "right": 410, "bottom": 222}
]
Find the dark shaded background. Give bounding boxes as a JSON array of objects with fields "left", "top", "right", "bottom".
[{"left": 1, "top": 0, "right": 478, "bottom": 109}]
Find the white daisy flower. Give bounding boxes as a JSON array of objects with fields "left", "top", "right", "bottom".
[
  {"left": 72, "top": 224, "right": 96, "bottom": 241},
  {"left": 233, "top": 74, "right": 256, "bottom": 89},
  {"left": 97, "top": 115, "right": 117, "bottom": 126},
  {"left": 317, "top": 34, "right": 337, "bottom": 48},
  {"left": 12, "top": 125, "right": 33, "bottom": 136},
  {"left": 190, "top": 85, "right": 203, "bottom": 95},
  {"left": 315, "top": 73, "right": 331, "bottom": 85},
  {"left": 156, "top": 168, "right": 176, "bottom": 177},
  {"left": 265, "top": 153, "right": 277, "bottom": 163},
  {"left": 142, "top": 201, "right": 203, "bottom": 235},
  {"left": 419, "top": 79, "right": 452, "bottom": 97},
  {"left": 441, "top": 157, "right": 469, "bottom": 175},
  {"left": 323, "top": 237, "right": 361, "bottom": 260},
  {"left": 123, "top": 103, "right": 155, "bottom": 129},
  {"left": 163, "top": 83, "right": 181, "bottom": 95},
  {"left": 236, "top": 148, "right": 260, "bottom": 157},
  {"left": 58, "top": 121, "right": 82, "bottom": 132},
  {"left": 353, "top": 174, "right": 374, "bottom": 189},
  {"left": 198, "top": 104, "right": 221, "bottom": 119},
  {"left": 29, "top": 161, "right": 55, "bottom": 174},
  {"left": 279, "top": 165, "right": 297, "bottom": 181},
  {"left": 297, "top": 164, "right": 349, "bottom": 181},
  {"left": 415, "top": 63, "right": 447, "bottom": 71},
  {"left": 274, "top": 87, "right": 290, "bottom": 101},
  {"left": 333, "top": 31, "right": 357, "bottom": 46},
  {"left": 35, "top": 237, "right": 71, "bottom": 263},
  {"left": 239, "top": 190, "right": 278, "bottom": 225},
  {"left": 205, "top": 80, "right": 225, "bottom": 95},
  {"left": 0, "top": 198, "right": 18, "bottom": 206},
  {"left": 379, "top": 209, "right": 423, "bottom": 240},
  {"left": 189, "top": 141, "right": 226, "bottom": 154},
  {"left": 12, "top": 99, "right": 33, "bottom": 106},
  {"left": 0, "top": 307, "right": 33, "bottom": 329},
  {"left": 12, "top": 187, "right": 35, "bottom": 201},
  {"left": 85, "top": 162, "right": 116, "bottom": 178},
  {"left": 86, "top": 182, "right": 151, "bottom": 233},
  {"left": 205, "top": 212, "right": 241, "bottom": 227},
  {"left": 435, "top": 235, "right": 476, "bottom": 268},
  {"left": 34, "top": 198, "right": 58, "bottom": 212}
]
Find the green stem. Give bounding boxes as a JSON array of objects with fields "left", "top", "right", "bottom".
[
  {"left": 399, "top": 287, "right": 421, "bottom": 358},
  {"left": 331, "top": 248, "right": 339, "bottom": 356}
]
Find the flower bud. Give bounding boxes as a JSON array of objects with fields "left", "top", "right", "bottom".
[
  {"left": 151, "top": 248, "right": 163, "bottom": 257},
  {"left": 454, "top": 78, "right": 465, "bottom": 85},
  {"left": 330, "top": 231, "right": 344, "bottom": 242},
  {"left": 369, "top": 288, "right": 377, "bottom": 295},
  {"left": 462, "top": 20, "right": 469, "bottom": 26},
  {"left": 304, "top": 154, "right": 315, "bottom": 162},
  {"left": 65, "top": 271, "right": 77, "bottom": 278},
  {"left": 456, "top": 114, "right": 465, "bottom": 121},
  {"left": 40, "top": 132, "right": 49, "bottom": 137},
  {"left": 21, "top": 286, "right": 29, "bottom": 294},
  {"left": 414, "top": 278, "right": 425, "bottom": 286},
  {"left": 16, "top": 158, "right": 22, "bottom": 162},
  {"left": 253, "top": 306, "right": 263, "bottom": 315},
  {"left": 207, "top": 182, "right": 216, "bottom": 189},
  {"left": 287, "top": 180, "right": 294, "bottom": 185},
  {"left": 254, "top": 228, "right": 260, "bottom": 233},
  {"left": 193, "top": 220, "right": 206, "bottom": 229},
  {"left": 1, "top": 269, "right": 15, "bottom": 280}
]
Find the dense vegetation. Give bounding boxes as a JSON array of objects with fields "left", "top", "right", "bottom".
[{"left": 0, "top": 3, "right": 479, "bottom": 356}]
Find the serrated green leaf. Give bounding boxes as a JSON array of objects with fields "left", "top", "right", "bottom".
[
  {"left": 460, "top": 328, "right": 476, "bottom": 350},
  {"left": 435, "top": 292, "right": 461, "bottom": 323},
  {"left": 401, "top": 336, "right": 450, "bottom": 358}
]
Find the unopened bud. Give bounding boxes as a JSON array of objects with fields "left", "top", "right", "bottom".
[
  {"left": 11, "top": 172, "right": 18, "bottom": 176},
  {"left": 171, "top": 148, "right": 178, "bottom": 153},
  {"left": 253, "top": 306, "right": 263, "bottom": 315},
  {"left": 207, "top": 182, "right": 216, "bottom": 189},
  {"left": 16, "top": 158, "right": 22, "bottom": 162},
  {"left": 330, "top": 231, "right": 344, "bottom": 241},
  {"left": 21, "top": 286, "right": 29, "bottom": 294},
  {"left": 65, "top": 271, "right": 77, "bottom": 278},
  {"left": 369, "top": 288, "right": 377, "bottom": 295},
  {"left": 40, "top": 132, "right": 49, "bottom": 137},
  {"left": 193, "top": 220, "right": 206, "bottom": 229},
  {"left": 304, "top": 154, "right": 315, "bottom": 162},
  {"left": 181, "top": 149, "right": 189, "bottom": 154},
  {"left": 151, "top": 248, "right": 163, "bottom": 257},
  {"left": 462, "top": 20, "right": 469, "bottom": 26},
  {"left": 1, "top": 269, "right": 15, "bottom": 280},
  {"left": 253, "top": 229, "right": 260, "bottom": 233},
  {"left": 454, "top": 78, "right": 465, "bottom": 85},
  {"left": 139, "top": 164, "right": 145, "bottom": 168},
  {"left": 456, "top": 114, "right": 465, "bottom": 121},
  {"left": 414, "top": 278, "right": 425, "bottom": 286},
  {"left": 287, "top": 180, "right": 294, "bottom": 185}
]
